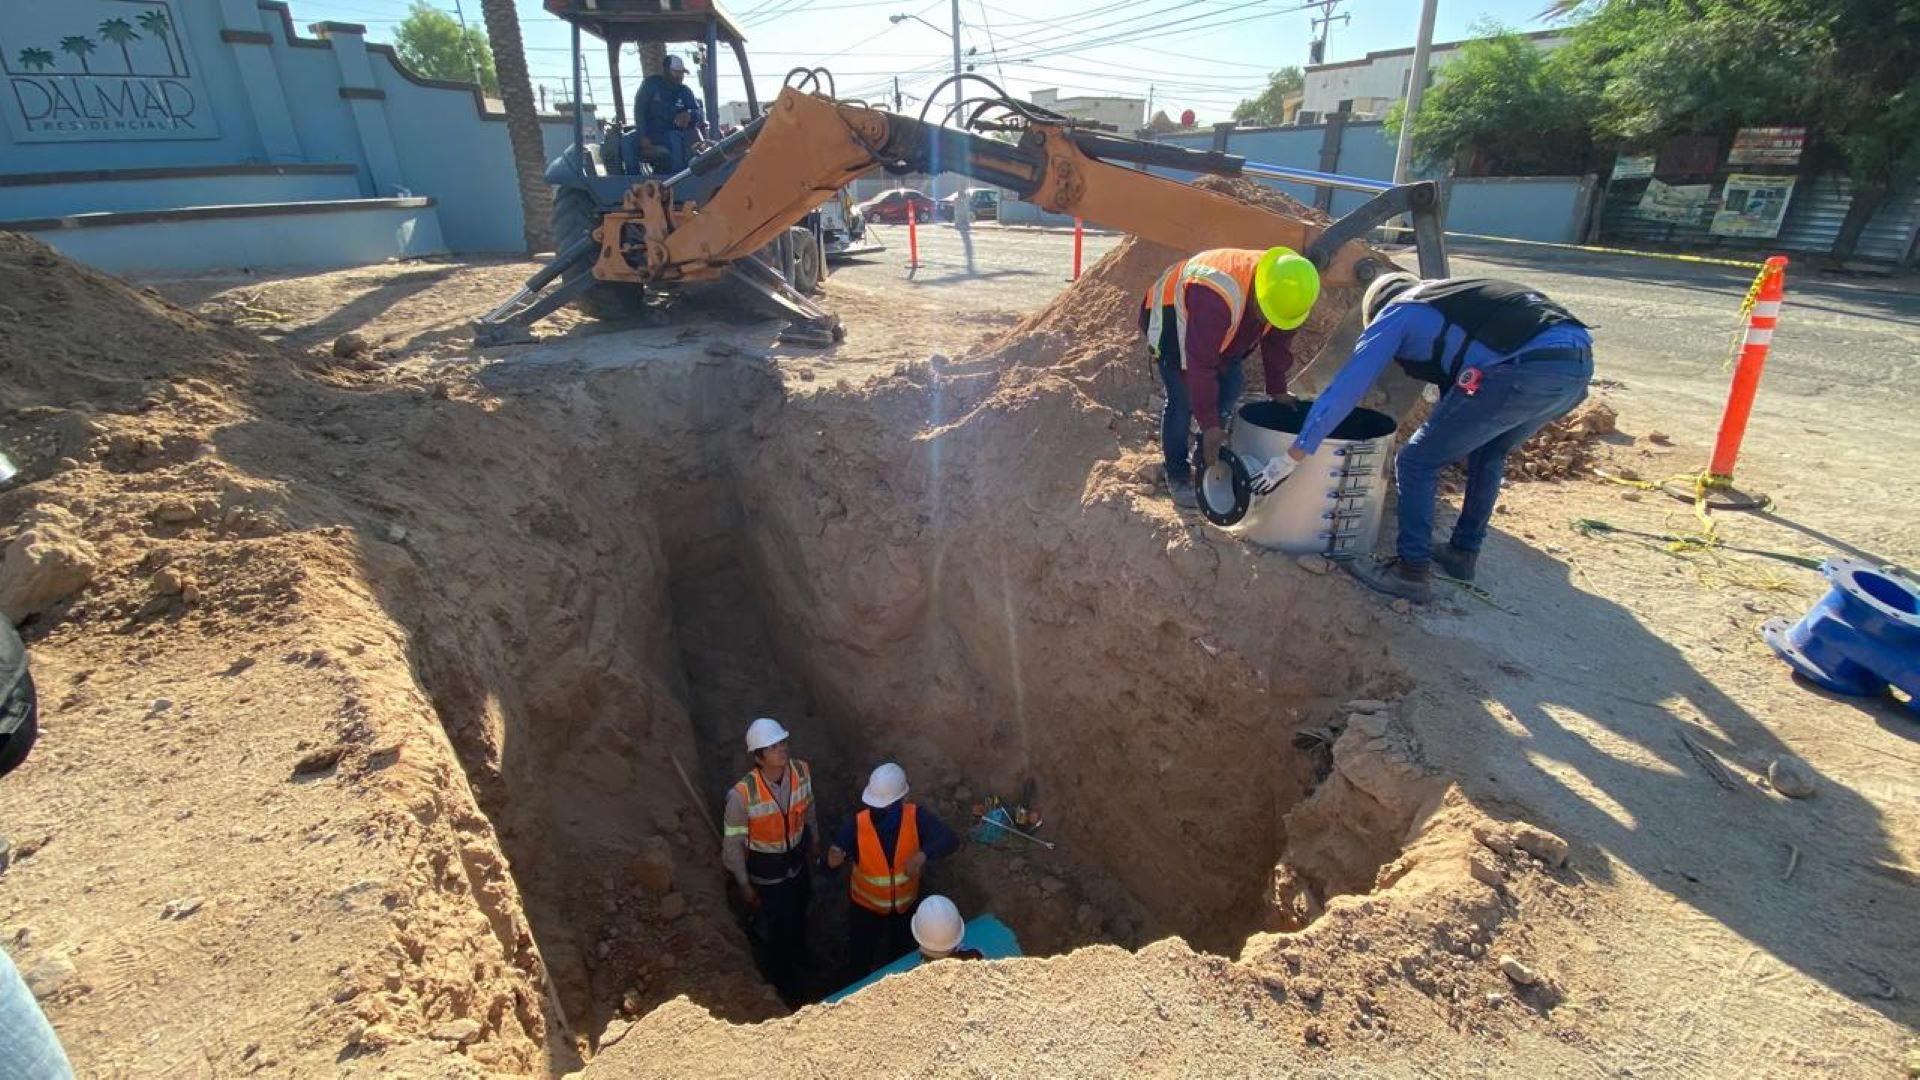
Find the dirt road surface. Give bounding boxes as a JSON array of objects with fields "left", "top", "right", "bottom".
[{"left": 3, "top": 215, "right": 1916, "bottom": 1078}]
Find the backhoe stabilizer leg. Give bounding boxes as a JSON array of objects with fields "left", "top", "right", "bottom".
[
  {"left": 473, "top": 232, "right": 602, "bottom": 344},
  {"left": 1304, "top": 181, "right": 1449, "bottom": 282},
  {"left": 727, "top": 258, "right": 844, "bottom": 348}
]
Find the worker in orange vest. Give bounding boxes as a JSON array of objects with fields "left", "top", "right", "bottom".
[
  {"left": 722, "top": 717, "right": 819, "bottom": 1003},
  {"left": 1139, "top": 247, "right": 1321, "bottom": 509},
  {"left": 826, "top": 762, "right": 961, "bottom": 982}
]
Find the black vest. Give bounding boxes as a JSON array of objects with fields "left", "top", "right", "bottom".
[{"left": 1390, "top": 278, "right": 1589, "bottom": 386}]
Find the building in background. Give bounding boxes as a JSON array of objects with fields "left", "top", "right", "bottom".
[
  {"left": 717, "top": 101, "right": 754, "bottom": 129},
  {"left": 1028, "top": 88, "right": 1145, "bottom": 132},
  {"left": 1297, "top": 29, "right": 1565, "bottom": 123}
]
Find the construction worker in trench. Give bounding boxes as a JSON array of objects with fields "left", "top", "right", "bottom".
[
  {"left": 722, "top": 717, "right": 820, "bottom": 1002},
  {"left": 1139, "top": 246, "right": 1322, "bottom": 510},
  {"left": 826, "top": 762, "right": 962, "bottom": 983},
  {"left": 910, "top": 895, "right": 985, "bottom": 961},
  {"left": 1282, "top": 273, "right": 1594, "bottom": 604}
]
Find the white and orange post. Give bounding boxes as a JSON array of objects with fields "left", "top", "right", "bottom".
[{"left": 1707, "top": 255, "right": 1788, "bottom": 483}]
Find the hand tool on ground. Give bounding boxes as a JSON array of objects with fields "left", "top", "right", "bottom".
[{"left": 976, "top": 812, "right": 1055, "bottom": 850}]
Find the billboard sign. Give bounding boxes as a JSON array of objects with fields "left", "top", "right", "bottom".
[
  {"left": 1727, "top": 126, "right": 1805, "bottom": 167},
  {"left": 1711, "top": 174, "right": 1797, "bottom": 238},
  {"left": 1637, "top": 179, "right": 1712, "bottom": 224}
]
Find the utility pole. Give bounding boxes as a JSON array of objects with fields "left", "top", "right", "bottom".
[
  {"left": 1391, "top": 0, "right": 1438, "bottom": 185},
  {"left": 894, "top": 75, "right": 902, "bottom": 110},
  {"left": 950, "top": 0, "right": 964, "bottom": 130},
  {"left": 1308, "top": 0, "right": 1347, "bottom": 66},
  {"left": 449, "top": 0, "right": 485, "bottom": 88}
]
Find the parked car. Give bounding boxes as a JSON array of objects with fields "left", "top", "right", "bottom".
[
  {"left": 938, "top": 188, "right": 1001, "bottom": 221},
  {"left": 856, "top": 188, "right": 936, "bottom": 224}
]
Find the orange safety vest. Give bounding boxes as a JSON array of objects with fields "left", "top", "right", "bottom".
[
  {"left": 731, "top": 761, "right": 812, "bottom": 860},
  {"left": 850, "top": 804, "right": 920, "bottom": 914},
  {"left": 1142, "top": 248, "right": 1267, "bottom": 367}
]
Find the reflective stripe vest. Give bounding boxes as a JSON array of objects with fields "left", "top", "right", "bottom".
[
  {"left": 731, "top": 762, "right": 812, "bottom": 876},
  {"left": 1142, "top": 248, "right": 1267, "bottom": 368},
  {"left": 850, "top": 804, "right": 920, "bottom": 914}
]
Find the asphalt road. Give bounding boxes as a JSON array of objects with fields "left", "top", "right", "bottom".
[{"left": 835, "top": 221, "right": 1919, "bottom": 562}]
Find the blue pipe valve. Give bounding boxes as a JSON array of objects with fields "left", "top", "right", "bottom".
[{"left": 1761, "top": 559, "right": 1920, "bottom": 714}]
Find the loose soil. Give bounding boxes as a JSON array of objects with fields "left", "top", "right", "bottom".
[{"left": 1, "top": 196, "right": 1915, "bottom": 1079}]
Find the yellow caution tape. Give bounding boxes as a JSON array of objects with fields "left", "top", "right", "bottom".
[
  {"left": 1440, "top": 230, "right": 1769, "bottom": 271},
  {"left": 1722, "top": 259, "right": 1787, "bottom": 368}
]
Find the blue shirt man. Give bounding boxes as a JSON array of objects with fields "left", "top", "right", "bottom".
[
  {"left": 634, "top": 55, "right": 704, "bottom": 173},
  {"left": 1293, "top": 274, "right": 1594, "bottom": 602}
]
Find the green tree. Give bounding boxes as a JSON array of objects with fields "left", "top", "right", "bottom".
[
  {"left": 1232, "top": 66, "right": 1304, "bottom": 126},
  {"left": 96, "top": 17, "right": 140, "bottom": 74},
  {"left": 1385, "top": 30, "right": 1594, "bottom": 176},
  {"left": 1553, "top": 0, "right": 1920, "bottom": 261},
  {"left": 16, "top": 47, "right": 55, "bottom": 72},
  {"left": 59, "top": 35, "right": 96, "bottom": 74},
  {"left": 392, "top": 1, "right": 498, "bottom": 95}
]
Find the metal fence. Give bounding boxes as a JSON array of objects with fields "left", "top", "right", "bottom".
[{"left": 1602, "top": 173, "right": 1920, "bottom": 265}]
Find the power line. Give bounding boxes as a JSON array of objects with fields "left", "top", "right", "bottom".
[
  {"left": 986, "top": 0, "right": 1325, "bottom": 62},
  {"left": 975, "top": 0, "right": 1281, "bottom": 68},
  {"left": 973, "top": 0, "right": 1007, "bottom": 84}
]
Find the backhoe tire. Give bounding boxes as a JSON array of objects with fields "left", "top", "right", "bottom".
[
  {"left": 551, "top": 185, "right": 650, "bottom": 322},
  {"left": 788, "top": 227, "right": 823, "bottom": 296}
]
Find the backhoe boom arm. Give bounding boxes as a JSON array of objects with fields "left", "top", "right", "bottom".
[{"left": 588, "top": 86, "right": 1441, "bottom": 300}]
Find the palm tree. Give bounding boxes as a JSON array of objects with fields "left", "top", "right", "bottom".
[
  {"left": 137, "top": 9, "right": 179, "bottom": 76},
  {"left": 97, "top": 18, "right": 141, "bottom": 74},
  {"left": 478, "top": 0, "right": 553, "bottom": 252},
  {"left": 16, "top": 47, "right": 56, "bottom": 72},
  {"left": 59, "top": 35, "right": 96, "bottom": 74}
]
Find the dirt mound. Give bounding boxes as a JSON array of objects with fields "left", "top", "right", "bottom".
[
  {"left": 981, "top": 177, "right": 1363, "bottom": 406},
  {"left": 0, "top": 233, "right": 273, "bottom": 414},
  {"left": 1509, "top": 400, "right": 1616, "bottom": 482}
]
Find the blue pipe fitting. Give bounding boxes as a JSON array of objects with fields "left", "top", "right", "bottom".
[{"left": 1761, "top": 559, "right": 1920, "bottom": 714}]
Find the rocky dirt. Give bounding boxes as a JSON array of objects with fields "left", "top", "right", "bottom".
[{"left": 2, "top": 199, "right": 1917, "bottom": 1080}]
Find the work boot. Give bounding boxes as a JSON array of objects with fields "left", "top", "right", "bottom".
[
  {"left": 1346, "top": 556, "right": 1433, "bottom": 604},
  {"left": 1169, "top": 478, "right": 1199, "bottom": 510},
  {"left": 1433, "top": 543, "right": 1479, "bottom": 582}
]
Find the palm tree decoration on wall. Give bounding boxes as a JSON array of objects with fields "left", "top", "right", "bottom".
[
  {"left": 16, "top": 47, "right": 56, "bottom": 72},
  {"left": 97, "top": 17, "right": 141, "bottom": 73},
  {"left": 137, "top": 8, "right": 180, "bottom": 76},
  {"left": 59, "top": 35, "right": 96, "bottom": 74}
]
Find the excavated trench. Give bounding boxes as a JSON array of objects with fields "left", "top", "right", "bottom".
[{"left": 399, "top": 352, "right": 1426, "bottom": 1049}]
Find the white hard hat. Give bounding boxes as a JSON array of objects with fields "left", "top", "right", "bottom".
[
  {"left": 1361, "top": 271, "right": 1420, "bottom": 325},
  {"left": 911, "top": 895, "right": 965, "bottom": 955},
  {"left": 744, "top": 717, "right": 791, "bottom": 753},
  {"left": 861, "top": 762, "right": 909, "bottom": 808}
]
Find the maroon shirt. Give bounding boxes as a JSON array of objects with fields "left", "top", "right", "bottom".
[{"left": 1141, "top": 287, "right": 1296, "bottom": 427}]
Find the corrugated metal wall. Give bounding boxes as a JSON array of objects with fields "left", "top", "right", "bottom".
[{"left": 1603, "top": 173, "right": 1920, "bottom": 264}]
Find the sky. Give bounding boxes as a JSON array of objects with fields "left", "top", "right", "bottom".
[{"left": 285, "top": 0, "right": 1568, "bottom": 124}]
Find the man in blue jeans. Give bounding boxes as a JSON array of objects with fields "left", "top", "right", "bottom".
[
  {"left": 1136, "top": 248, "right": 1321, "bottom": 509},
  {"left": 2, "top": 620, "right": 75, "bottom": 1078},
  {"left": 1278, "top": 272, "right": 1593, "bottom": 603}
]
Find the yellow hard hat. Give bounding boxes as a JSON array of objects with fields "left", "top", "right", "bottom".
[{"left": 1253, "top": 247, "right": 1321, "bottom": 331}]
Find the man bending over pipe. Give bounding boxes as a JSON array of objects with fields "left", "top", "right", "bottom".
[{"left": 1278, "top": 273, "right": 1594, "bottom": 603}]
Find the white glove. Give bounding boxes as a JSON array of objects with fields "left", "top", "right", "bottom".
[{"left": 1249, "top": 454, "right": 1297, "bottom": 496}]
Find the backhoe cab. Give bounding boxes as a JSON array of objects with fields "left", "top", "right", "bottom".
[{"left": 498, "top": 0, "right": 867, "bottom": 340}]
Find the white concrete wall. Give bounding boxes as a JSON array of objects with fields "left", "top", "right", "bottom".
[
  {"left": 1301, "top": 33, "right": 1565, "bottom": 118},
  {"left": 1029, "top": 89, "right": 1144, "bottom": 131}
]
